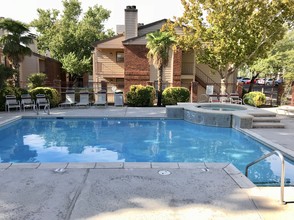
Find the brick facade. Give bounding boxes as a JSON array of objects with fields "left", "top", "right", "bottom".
[
  {"left": 45, "top": 57, "right": 66, "bottom": 86},
  {"left": 172, "top": 49, "right": 182, "bottom": 87},
  {"left": 124, "top": 45, "right": 150, "bottom": 94}
]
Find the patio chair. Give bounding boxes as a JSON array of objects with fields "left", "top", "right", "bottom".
[
  {"left": 36, "top": 94, "right": 50, "bottom": 111},
  {"left": 75, "top": 91, "right": 90, "bottom": 107},
  {"left": 21, "top": 94, "right": 36, "bottom": 111},
  {"left": 219, "top": 94, "right": 229, "bottom": 103},
  {"left": 5, "top": 95, "right": 21, "bottom": 112},
  {"left": 93, "top": 90, "right": 107, "bottom": 107},
  {"left": 59, "top": 90, "right": 76, "bottom": 108},
  {"left": 229, "top": 93, "right": 242, "bottom": 104},
  {"left": 209, "top": 94, "right": 220, "bottom": 103}
]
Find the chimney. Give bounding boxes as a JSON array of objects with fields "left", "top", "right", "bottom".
[{"left": 124, "top": 5, "right": 138, "bottom": 40}]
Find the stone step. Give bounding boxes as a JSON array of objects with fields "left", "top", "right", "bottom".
[
  {"left": 252, "top": 117, "right": 281, "bottom": 123},
  {"left": 252, "top": 122, "right": 285, "bottom": 128},
  {"left": 249, "top": 112, "right": 277, "bottom": 117}
]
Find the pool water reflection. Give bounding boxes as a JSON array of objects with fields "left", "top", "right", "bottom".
[{"left": 0, "top": 118, "right": 293, "bottom": 186}]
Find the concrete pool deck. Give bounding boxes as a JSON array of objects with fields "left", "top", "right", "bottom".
[{"left": 0, "top": 107, "right": 293, "bottom": 219}]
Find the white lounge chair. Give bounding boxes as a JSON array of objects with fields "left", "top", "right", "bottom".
[
  {"left": 219, "top": 94, "right": 229, "bottom": 103},
  {"left": 229, "top": 93, "right": 242, "bottom": 104},
  {"left": 209, "top": 95, "right": 219, "bottom": 103},
  {"left": 93, "top": 91, "right": 107, "bottom": 107},
  {"left": 59, "top": 90, "right": 75, "bottom": 108},
  {"left": 5, "top": 95, "right": 21, "bottom": 112},
  {"left": 21, "top": 94, "right": 36, "bottom": 111},
  {"left": 36, "top": 94, "right": 50, "bottom": 111},
  {"left": 75, "top": 91, "right": 90, "bottom": 107}
]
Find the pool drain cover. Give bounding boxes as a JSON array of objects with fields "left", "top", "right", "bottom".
[{"left": 158, "top": 170, "right": 171, "bottom": 176}]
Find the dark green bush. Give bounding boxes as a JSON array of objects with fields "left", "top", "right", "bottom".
[
  {"left": 126, "top": 85, "right": 156, "bottom": 107},
  {"left": 162, "top": 87, "right": 190, "bottom": 105},
  {"left": 243, "top": 91, "right": 266, "bottom": 107},
  {"left": 0, "top": 86, "right": 28, "bottom": 111},
  {"left": 29, "top": 87, "right": 61, "bottom": 107}
]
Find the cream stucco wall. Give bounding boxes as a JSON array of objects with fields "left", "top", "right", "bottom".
[
  {"left": 93, "top": 49, "right": 124, "bottom": 85},
  {"left": 19, "top": 55, "right": 40, "bottom": 86}
]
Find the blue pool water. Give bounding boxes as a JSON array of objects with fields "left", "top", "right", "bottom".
[{"left": 0, "top": 118, "right": 293, "bottom": 185}]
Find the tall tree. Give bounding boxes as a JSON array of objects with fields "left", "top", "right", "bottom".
[
  {"left": 251, "top": 29, "right": 294, "bottom": 79},
  {"left": 251, "top": 29, "right": 294, "bottom": 103},
  {"left": 0, "top": 18, "right": 33, "bottom": 86},
  {"left": 146, "top": 31, "right": 176, "bottom": 106},
  {"left": 164, "top": 0, "right": 294, "bottom": 93},
  {"left": 30, "top": 0, "right": 114, "bottom": 85},
  {"left": 0, "top": 64, "right": 16, "bottom": 89}
]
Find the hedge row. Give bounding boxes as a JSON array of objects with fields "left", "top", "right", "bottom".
[{"left": 126, "top": 85, "right": 190, "bottom": 107}]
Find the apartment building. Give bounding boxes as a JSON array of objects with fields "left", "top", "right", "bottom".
[
  {"left": 0, "top": 27, "right": 65, "bottom": 89},
  {"left": 92, "top": 6, "right": 235, "bottom": 101}
]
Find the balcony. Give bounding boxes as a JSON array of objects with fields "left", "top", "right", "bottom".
[{"left": 96, "top": 62, "right": 124, "bottom": 78}]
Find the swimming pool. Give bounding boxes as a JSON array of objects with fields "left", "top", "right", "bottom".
[{"left": 0, "top": 117, "right": 293, "bottom": 186}]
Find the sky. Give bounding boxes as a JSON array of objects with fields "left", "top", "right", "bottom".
[{"left": 0, "top": 0, "right": 184, "bottom": 32}]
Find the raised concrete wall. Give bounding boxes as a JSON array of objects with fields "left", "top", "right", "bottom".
[{"left": 166, "top": 104, "right": 253, "bottom": 129}]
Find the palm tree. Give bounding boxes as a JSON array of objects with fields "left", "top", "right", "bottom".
[
  {"left": 0, "top": 64, "right": 16, "bottom": 89},
  {"left": 0, "top": 18, "right": 33, "bottom": 86},
  {"left": 146, "top": 31, "right": 176, "bottom": 106}
]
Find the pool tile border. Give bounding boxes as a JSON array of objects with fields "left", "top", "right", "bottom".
[
  {"left": 9, "top": 163, "right": 40, "bottom": 169},
  {"left": 224, "top": 163, "right": 255, "bottom": 188},
  {"left": 38, "top": 163, "right": 69, "bottom": 169},
  {"left": 0, "top": 162, "right": 255, "bottom": 189},
  {"left": 95, "top": 162, "right": 124, "bottom": 169}
]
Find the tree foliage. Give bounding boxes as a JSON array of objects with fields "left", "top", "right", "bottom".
[
  {"left": 27, "top": 73, "right": 47, "bottom": 89},
  {"left": 0, "top": 18, "right": 33, "bottom": 86},
  {"left": 251, "top": 29, "right": 294, "bottom": 79},
  {"left": 146, "top": 31, "right": 176, "bottom": 106},
  {"left": 30, "top": 0, "right": 114, "bottom": 84},
  {"left": 164, "top": 0, "right": 294, "bottom": 83},
  {"left": 0, "top": 64, "right": 16, "bottom": 89}
]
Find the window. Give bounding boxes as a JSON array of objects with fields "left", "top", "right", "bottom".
[{"left": 116, "top": 52, "right": 124, "bottom": 63}]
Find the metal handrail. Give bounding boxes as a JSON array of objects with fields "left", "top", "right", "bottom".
[
  {"left": 245, "top": 150, "right": 285, "bottom": 205},
  {"left": 36, "top": 104, "right": 50, "bottom": 115},
  {"left": 195, "top": 66, "right": 221, "bottom": 91}
]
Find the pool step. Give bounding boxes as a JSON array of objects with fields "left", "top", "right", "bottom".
[
  {"left": 250, "top": 113, "right": 285, "bottom": 129},
  {"left": 252, "top": 117, "right": 281, "bottom": 122},
  {"left": 252, "top": 122, "right": 285, "bottom": 128},
  {"left": 249, "top": 112, "right": 277, "bottom": 117}
]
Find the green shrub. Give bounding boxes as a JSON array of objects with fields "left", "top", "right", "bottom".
[
  {"left": 126, "top": 85, "right": 156, "bottom": 107},
  {"left": 0, "top": 86, "right": 28, "bottom": 111},
  {"left": 243, "top": 91, "right": 266, "bottom": 107},
  {"left": 27, "top": 73, "right": 47, "bottom": 89},
  {"left": 29, "top": 87, "right": 61, "bottom": 107},
  {"left": 162, "top": 87, "right": 190, "bottom": 105}
]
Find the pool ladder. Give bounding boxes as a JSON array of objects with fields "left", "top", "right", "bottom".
[
  {"left": 36, "top": 104, "right": 50, "bottom": 115},
  {"left": 245, "top": 150, "right": 285, "bottom": 205}
]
